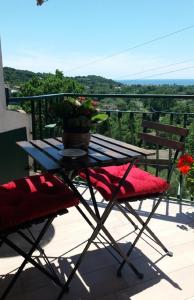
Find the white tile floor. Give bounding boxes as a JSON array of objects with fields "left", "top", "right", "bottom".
[{"left": 0, "top": 186, "right": 194, "bottom": 300}]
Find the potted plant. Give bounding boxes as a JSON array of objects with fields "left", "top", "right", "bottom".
[{"left": 49, "top": 97, "right": 108, "bottom": 149}]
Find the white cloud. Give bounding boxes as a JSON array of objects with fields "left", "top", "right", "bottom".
[{"left": 2, "top": 50, "right": 194, "bottom": 79}]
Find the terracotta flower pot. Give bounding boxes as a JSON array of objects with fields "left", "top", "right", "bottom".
[{"left": 62, "top": 132, "right": 91, "bottom": 150}]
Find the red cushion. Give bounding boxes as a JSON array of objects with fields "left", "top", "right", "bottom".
[
  {"left": 80, "top": 164, "right": 169, "bottom": 201},
  {"left": 0, "top": 173, "right": 79, "bottom": 231}
]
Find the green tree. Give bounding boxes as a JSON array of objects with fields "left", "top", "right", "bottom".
[{"left": 19, "top": 69, "right": 84, "bottom": 96}]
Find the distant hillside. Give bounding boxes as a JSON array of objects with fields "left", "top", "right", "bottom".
[
  {"left": 73, "top": 75, "right": 123, "bottom": 93},
  {"left": 3, "top": 67, "right": 45, "bottom": 86},
  {"left": 3, "top": 67, "right": 123, "bottom": 93},
  {"left": 5, "top": 67, "right": 194, "bottom": 96}
]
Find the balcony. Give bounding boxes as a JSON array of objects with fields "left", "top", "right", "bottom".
[{"left": 0, "top": 92, "right": 194, "bottom": 299}]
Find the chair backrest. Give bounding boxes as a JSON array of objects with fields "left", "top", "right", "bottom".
[{"left": 139, "top": 120, "right": 189, "bottom": 181}]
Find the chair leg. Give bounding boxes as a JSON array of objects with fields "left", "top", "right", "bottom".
[
  {"left": 18, "top": 229, "right": 58, "bottom": 277},
  {"left": 0, "top": 218, "right": 63, "bottom": 300},
  {"left": 76, "top": 205, "right": 122, "bottom": 264},
  {"left": 116, "top": 203, "right": 138, "bottom": 230},
  {"left": 124, "top": 202, "right": 173, "bottom": 256},
  {"left": 98, "top": 208, "right": 143, "bottom": 279},
  {"left": 117, "top": 196, "right": 172, "bottom": 276}
]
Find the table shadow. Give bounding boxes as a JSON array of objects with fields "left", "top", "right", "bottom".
[{"left": 0, "top": 242, "right": 181, "bottom": 299}]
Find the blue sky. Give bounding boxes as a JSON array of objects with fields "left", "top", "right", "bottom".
[{"left": 1, "top": 0, "right": 194, "bottom": 79}]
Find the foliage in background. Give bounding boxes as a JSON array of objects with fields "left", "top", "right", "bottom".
[
  {"left": 4, "top": 66, "right": 194, "bottom": 162},
  {"left": 5, "top": 67, "right": 194, "bottom": 199},
  {"left": 14, "top": 70, "right": 84, "bottom": 113},
  {"left": 18, "top": 70, "right": 84, "bottom": 96}
]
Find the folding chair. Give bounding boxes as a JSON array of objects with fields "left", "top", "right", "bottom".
[
  {"left": 78, "top": 121, "right": 188, "bottom": 277},
  {"left": 0, "top": 173, "right": 79, "bottom": 299}
]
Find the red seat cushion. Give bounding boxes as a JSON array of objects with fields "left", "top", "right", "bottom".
[
  {"left": 0, "top": 173, "right": 79, "bottom": 231},
  {"left": 80, "top": 164, "right": 169, "bottom": 201}
]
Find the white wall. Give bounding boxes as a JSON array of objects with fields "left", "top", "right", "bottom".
[
  {"left": 0, "top": 41, "right": 32, "bottom": 139},
  {"left": 0, "top": 41, "right": 6, "bottom": 111},
  {"left": 0, "top": 110, "right": 32, "bottom": 138}
]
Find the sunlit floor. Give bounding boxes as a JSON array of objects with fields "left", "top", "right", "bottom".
[{"left": 0, "top": 186, "right": 194, "bottom": 300}]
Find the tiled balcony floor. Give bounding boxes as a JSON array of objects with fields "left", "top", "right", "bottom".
[{"left": 0, "top": 186, "right": 194, "bottom": 300}]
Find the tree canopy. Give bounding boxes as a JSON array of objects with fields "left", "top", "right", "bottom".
[{"left": 18, "top": 69, "right": 84, "bottom": 96}]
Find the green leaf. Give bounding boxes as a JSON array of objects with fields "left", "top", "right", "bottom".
[
  {"left": 45, "top": 123, "right": 57, "bottom": 128},
  {"left": 91, "top": 113, "right": 108, "bottom": 123}
]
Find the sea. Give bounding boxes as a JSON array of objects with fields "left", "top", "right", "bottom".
[{"left": 118, "top": 79, "right": 194, "bottom": 86}]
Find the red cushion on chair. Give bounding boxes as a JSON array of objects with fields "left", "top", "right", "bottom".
[
  {"left": 0, "top": 173, "right": 79, "bottom": 231},
  {"left": 80, "top": 164, "right": 169, "bottom": 201}
]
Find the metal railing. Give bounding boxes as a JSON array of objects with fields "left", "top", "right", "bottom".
[{"left": 8, "top": 92, "right": 194, "bottom": 201}]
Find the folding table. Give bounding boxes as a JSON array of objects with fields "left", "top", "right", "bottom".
[{"left": 17, "top": 133, "right": 155, "bottom": 294}]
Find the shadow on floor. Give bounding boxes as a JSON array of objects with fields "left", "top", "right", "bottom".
[
  {"left": 85, "top": 196, "right": 194, "bottom": 230},
  {"left": 0, "top": 241, "right": 181, "bottom": 300}
]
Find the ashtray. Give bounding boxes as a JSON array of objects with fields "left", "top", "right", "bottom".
[{"left": 58, "top": 148, "right": 87, "bottom": 159}]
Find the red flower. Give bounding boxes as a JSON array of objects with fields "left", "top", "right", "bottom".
[
  {"left": 178, "top": 154, "right": 194, "bottom": 166},
  {"left": 178, "top": 165, "right": 191, "bottom": 175},
  {"left": 177, "top": 154, "right": 194, "bottom": 167},
  {"left": 185, "top": 155, "right": 194, "bottom": 164},
  {"left": 177, "top": 154, "right": 194, "bottom": 175}
]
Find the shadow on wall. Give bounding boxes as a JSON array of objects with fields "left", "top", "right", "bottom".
[{"left": 0, "top": 127, "right": 29, "bottom": 184}]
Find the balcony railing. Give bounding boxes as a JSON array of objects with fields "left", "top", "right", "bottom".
[{"left": 8, "top": 92, "right": 194, "bottom": 202}]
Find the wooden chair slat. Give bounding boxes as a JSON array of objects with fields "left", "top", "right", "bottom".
[
  {"left": 142, "top": 120, "right": 188, "bottom": 137},
  {"left": 139, "top": 132, "right": 185, "bottom": 151}
]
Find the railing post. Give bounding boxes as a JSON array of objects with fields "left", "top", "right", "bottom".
[
  {"left": 107, "top": 111, "right": 112, "bottom": 137},
  {"left": 129, "top": 112, "right": 135, "bottom": 145},
  {"left": 5, "top": 87, "right": 10, "bottom": 107},
  {"left": 38, "top": 99, "right": 42, "bottom": 139},
  {"left": 118, "top": 111, "right": 122, "bottom": 138},
  {"left": 31, "top": 99, "right": 36, "bottom": 140},
  {"left": 170, "top": 113, "right": 174, "bottom": 125}
]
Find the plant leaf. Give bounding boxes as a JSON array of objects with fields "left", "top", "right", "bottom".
[
  {"left": 91, "top": 113, "right": 108, "bottom": 123},
  {"left": 45, "top": 123, "right": 57, "bottom": 128}
]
